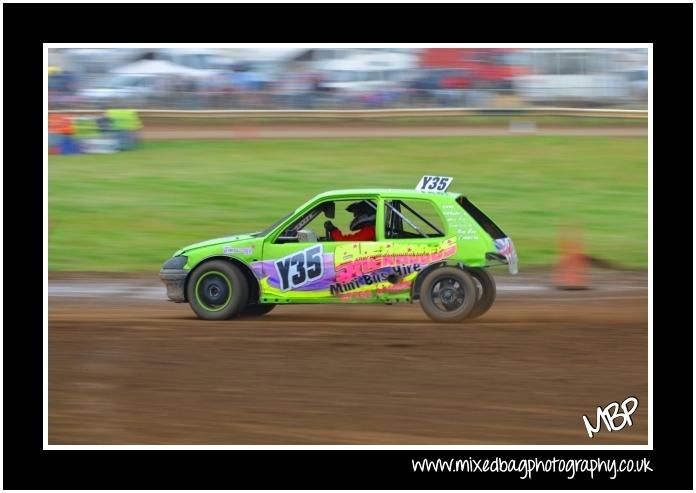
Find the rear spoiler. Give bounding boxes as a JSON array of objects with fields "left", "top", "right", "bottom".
[{"left": 456, "top": 196, "right": 506, "bottom": 239}]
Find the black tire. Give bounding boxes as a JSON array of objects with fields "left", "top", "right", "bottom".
[
  {"left": 466, "top": 268, "right": 497, "bottom": 319},
  {"left": 186, "top": 260, "right": 248, "bottom": 320},
  {"left": 242, "top": 304, "right": 276, "bottom": 317},
  {"left": 418, "top": 267, "right": 477, "bottom": 322}
]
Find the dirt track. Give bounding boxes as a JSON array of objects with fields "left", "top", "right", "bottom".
[
  {"left": 48, "top": 271, "right": 648, "bottom": 445},
  {"left": 141, "top": 125, "right": 647, "bottom": 140}
]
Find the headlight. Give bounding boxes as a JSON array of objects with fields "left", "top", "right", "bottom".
[{"left": 162, "top": 256, "right": 188, "bottom": 270}]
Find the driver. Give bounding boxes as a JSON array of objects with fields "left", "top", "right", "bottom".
[{"left": 324, "top": 200, "right": 376, "bottom": 241}]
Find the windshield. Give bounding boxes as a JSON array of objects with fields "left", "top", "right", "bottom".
[{"left": 253, "top": 212, "right": 293, "bottom": 237}]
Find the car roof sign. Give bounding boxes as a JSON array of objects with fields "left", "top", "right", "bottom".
[{"left": 416, "top": 176, "right": 453, "bottom": 193}]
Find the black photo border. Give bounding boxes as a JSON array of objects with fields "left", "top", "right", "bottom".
[{"left": 4, "top": 2, "right": 692, "bottom": 489}]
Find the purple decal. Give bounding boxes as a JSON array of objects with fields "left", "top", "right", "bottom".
[
  {"left": 250, "top": 261, "right": 265, "bottom": 280},
  {"left": 256, "top": 254, "right": 336, "bottom": 291}
]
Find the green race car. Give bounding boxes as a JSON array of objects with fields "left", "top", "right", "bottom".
[{"left": 159, "top": 176, "right": 517, "bottom": 322}]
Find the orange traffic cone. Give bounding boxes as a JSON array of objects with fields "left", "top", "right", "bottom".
[{"left": 553, "top": 229, "right": 590, "bottom": 290}]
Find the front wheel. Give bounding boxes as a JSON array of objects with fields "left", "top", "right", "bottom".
[
  {"left": 418, "top": 267, "right": 476, "bottom": 322},
  {"left": 186, "top": 260, "right": 249, "bottom": 320}
]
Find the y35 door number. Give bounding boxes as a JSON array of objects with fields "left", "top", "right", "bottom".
[{"left": 274, "top": 245, "right": 324, "bottom": 291}]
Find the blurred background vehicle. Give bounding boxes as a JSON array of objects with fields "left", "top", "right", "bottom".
[
  {"left": 512, "top": 49, "right": 647, "bottom": 107},
  {"left": 48, "top": 47, "right": 648, "bottom": 110},
  {"left": 419, "top": 48, "right": 529, "bottom": 90},
  {"left": 622, "top": 66, "right": 648, "bottom": 102},
  {"left": 77, "top": 73, "right": 165, "bottom": 108}
]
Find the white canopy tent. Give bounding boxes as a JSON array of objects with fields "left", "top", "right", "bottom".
[{"left": 111, "top": 60, "right": 211, "bottom": 78}]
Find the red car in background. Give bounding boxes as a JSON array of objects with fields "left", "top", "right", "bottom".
[{"left": 419, "top": 48, "right": 530, "bottom": 89}]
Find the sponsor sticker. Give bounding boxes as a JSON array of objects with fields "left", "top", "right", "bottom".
[{"left": 223, "top": 246, "right": 253, "bottom": 255}]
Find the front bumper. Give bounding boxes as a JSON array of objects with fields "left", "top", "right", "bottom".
[{"left": 159, "top": 268, "right": 188, "bottom": 302}]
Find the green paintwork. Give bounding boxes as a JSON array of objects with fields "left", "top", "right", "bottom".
[
  {"left": 166, "top": 188, "right": 514, "bottom": 305},
  {"left": 174, "top": 233, "right": 257, "bottom": 257}
]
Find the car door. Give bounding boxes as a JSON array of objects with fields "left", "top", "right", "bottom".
[
  {"left": 375, "top": 198, "right": 456, "bottom": 302},
  {"left": 260, "top": 197, "right": 381, "bottom": 303}
]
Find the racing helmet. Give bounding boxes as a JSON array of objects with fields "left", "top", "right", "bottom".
[{"left": 346, "top": 200, "right": 376, "bottom": 231}]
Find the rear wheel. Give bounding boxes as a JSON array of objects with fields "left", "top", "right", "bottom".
[
  {"left": 242, "top": 304, "right": 276, "bottom": 317},
  {"left": 186, "top": 260, "right": 248, "bottom": 320},
  {"left": 466, "top": 268, "right": 496, "bottom": 319},
  {"left": 418, "top": 267, "right": 476, "bottom": 322}
]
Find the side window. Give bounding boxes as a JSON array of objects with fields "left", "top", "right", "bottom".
[
  {"left": 274, "top": 203, "right": 327, "bottom": 244},
  {"left": 327, "top": 199, "right": 377, "bottom": 241},
  {"left": 385, "top": 199, "right": 445, "bottom": 239},
  {"left": 274, "top": 198, "right": 378, "bottom": 244}
]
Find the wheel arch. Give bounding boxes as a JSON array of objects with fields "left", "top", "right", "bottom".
[
  {"left": 411, "top": 260, "right": 469, "bottom": 301},
  {"left": 185, "top": 256, "right": 260, "bottom": 304}
]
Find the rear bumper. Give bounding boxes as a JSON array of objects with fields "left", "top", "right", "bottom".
[{"left": 159, "top": 268, "right": 188, "bottom": 302}]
